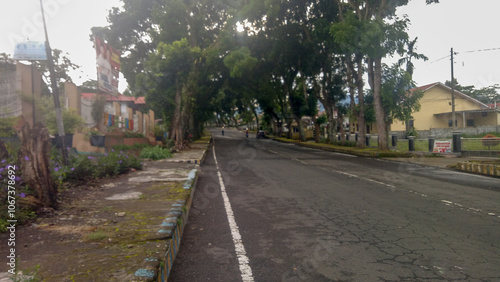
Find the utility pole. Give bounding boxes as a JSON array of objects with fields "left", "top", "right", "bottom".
[
  {"left": 40, "top": 0, "right": 67, "bottom": 163},
  {"left": 450, "top": 48, "right": 456, "bottom": 130}
]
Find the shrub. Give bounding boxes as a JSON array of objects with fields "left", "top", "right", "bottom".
[
  {"left": 331, "top": 140, "right": 358, "bottom": 147},
  {"left": 139, "top": 145, "right": 173, "bottom": 160},
  {"left": 123, "top": 131, "right": 145, "bottom": 138},
  {"left": 93, "top": 150, "right": 142, "bottom": 178},
  {"left": 45, "top": 108, "right": 83, "bottom": 134},
  {"left": 0, "top": 117, "right": 19, "bottom": 137}
]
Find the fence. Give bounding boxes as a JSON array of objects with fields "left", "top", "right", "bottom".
[{"left": 461, "top": 138, "right": 500, "bottom": 151}]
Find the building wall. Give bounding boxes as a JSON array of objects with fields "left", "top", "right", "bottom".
[
  {"left": 391, "top": 85, "right": 485, "bottom": 131},
  {"left": 65, "top": 82, "right": 81, "bottom": 116},
  {"left": 469, "top": 112, "right": 498, "bottom": 127},
  {"left": 16, "top": 63, "right": 42, "bottom": 126},
  {"left": 0, "top": 71, "right": 21, "bottom": 118}
]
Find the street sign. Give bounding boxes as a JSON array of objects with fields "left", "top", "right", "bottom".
[{"left": 13, "top": 41, "right": 47, "bottom": 61}]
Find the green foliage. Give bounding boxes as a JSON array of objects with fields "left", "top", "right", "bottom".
[
  {"left": 381, "top": 64, "right": 422, "bottom": 123},
  {"left": 91, "top": 95, "right": 106, "bottom": 125},
  {"left": 112, "top": 143, "right": 150, "bottom": 151},
  {"left": 45, "top": 108, "right": 84, "bottom": 134},
  {"left": 223, "top": 47, "right": 258, "bottom": 78},
  {"left": 0, "top": 143, "right": 34, "bottom": 234},
  {"left": 0, "top": 117, "right": 19, "bottom": 137},
  {"left": 445, "top": 79, "right": 499, "bottom": 104},
  {"left": 123, "top": 131, "right": 145, "bottom": 138},
  {"left": 139, "top": 145, "right": 173, "bottom": 160},
  {"left": 50, "top": 148, "right": 143, "bottom": 182},
  {"left": 406, "top": 127, "right": 418, "bottom": 138},
  {"left": 316, "top": 114, "right": 327, "bottom": 125}
]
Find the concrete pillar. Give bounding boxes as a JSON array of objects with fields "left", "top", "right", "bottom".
[
  {"left": 409, "top": 136, "right": 415, "bottom": 151},
  {"left": 453, "top": 132, "right": 462, "bottom": 153},
  {"left": 428, "top": 135, "right": 435, "bottom": 152},
  {"left": 391, "top": 134, "right": 398, "bottom": 147}
]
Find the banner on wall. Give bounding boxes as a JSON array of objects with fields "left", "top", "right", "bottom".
[{"left": 95, "top": 37, "right": 120, "bottom": 95}]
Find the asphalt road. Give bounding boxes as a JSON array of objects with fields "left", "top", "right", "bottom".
[{"left": 169, "top": 128, "right": 500, "bottom": 281}]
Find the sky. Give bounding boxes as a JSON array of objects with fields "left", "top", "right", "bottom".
[{"left": 1, "top": 0, "right": 500, "bottom": 94}]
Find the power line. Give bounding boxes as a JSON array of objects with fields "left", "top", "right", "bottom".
[
  {"left": 428, "top": 47, "right": 500, "bottom": 64},
  {"left": 428, "top": 54, "right": 450, "bottom": 64},
  {"left": 464, "top": 47, "right": 500, "bottom": 54}
]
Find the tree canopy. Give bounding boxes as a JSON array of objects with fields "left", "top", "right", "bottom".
[{"left": 91, "top": 0, "right": 441, "bottom": 148}]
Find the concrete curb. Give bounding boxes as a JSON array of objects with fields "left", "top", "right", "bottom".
[
  {"left": 275, "top": 138, "right": 414, "bottom": 158},
  {"left": 133, "top": 136, "right": 210, "bottom": 281},
  {"left": 456, "top": 161, "right": 500, "bottom": 178}
]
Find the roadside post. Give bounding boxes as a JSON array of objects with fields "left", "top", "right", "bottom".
[
  {"left": 391, "top": 134, "right": 397, "bottom": 147},
  {"left": 428, "top": 135, "right": 435, "bottom": 152},
  {"left": 452, "top": 132, "right": 462, "bottom": 153},
  {"left": 409, "top": 136, "right": 415, "bottom": 151}
]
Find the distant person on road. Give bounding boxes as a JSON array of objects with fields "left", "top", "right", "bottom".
[{"left": 222, "top": 126, "right": 225, "bottom": 136}]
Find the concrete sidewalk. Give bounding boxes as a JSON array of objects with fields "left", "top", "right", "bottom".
[{"left": 0, "top": 137, "right": 211, "bottom": 282}]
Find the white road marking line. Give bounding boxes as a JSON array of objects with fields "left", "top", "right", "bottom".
[
  {"left": 292, "top": 158, "right": 308, "bottom": 165},
  {"left": 331, "top": 169, "right": 396, "bottom": 188},
  {"left": 212, "top": 146, "right": 255, "bottom": 282},
  {"left": 440, "top": 199, "right": 499, "bottom": 218}
]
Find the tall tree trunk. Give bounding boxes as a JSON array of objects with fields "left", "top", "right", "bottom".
[
  {"left": 371, "top": 57, "right": 388, "bottom": 150},
  {"left": 314, "top": 120, "right": 320, "bottom": 143},
  {"left": 170, "top": 78, "right": 183, "bottom": 144},
  {"left": 18, "top": 123, "right": 57, "bottom": 209},
  {"left": 294, "top": 116, "right": 305, "bottom": 141},
  {"left": 325, "top": 104, "right": 336, "bottom": 142},
  {"left": 355, "top": 54, "right": 366, "bottom": 148},
  {"left": 338, "top": 114, "right": 346, "bottom": 145}
]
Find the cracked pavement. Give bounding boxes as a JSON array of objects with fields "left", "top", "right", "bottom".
[{"left": 170, "top": 129, "right": 500, "bottom": 281}]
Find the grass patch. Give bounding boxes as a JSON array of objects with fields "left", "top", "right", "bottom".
[
  {"left": 87, "top": 232, "right": 108, "bottom": 242},
  {"left": 139, "top": 146, "right": 173, "bottom": 160}
]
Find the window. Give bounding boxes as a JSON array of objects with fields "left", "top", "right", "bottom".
[
  {"left": 466, "top": 119, "right": 474, "bottom": 127},
  {"left": 482, "top": 112, "right": 488, "bottom": 117},
  {"left": 448, "top": 120, "right": 457, "bottom": 127}
]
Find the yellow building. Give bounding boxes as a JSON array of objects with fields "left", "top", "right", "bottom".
[{"left": 391, "top": 82, "right": 499, "bottom": 132}]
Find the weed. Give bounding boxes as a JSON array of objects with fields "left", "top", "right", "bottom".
[
  {"left": 139, "top": 146, "right": 173, "bottom": 160},
  {"left": 87, "top": 232, "right": 107, "bottom": 242}
]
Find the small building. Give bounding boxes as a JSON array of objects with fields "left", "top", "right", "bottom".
[{"left": 391, "top": 82, "right": 500, "bottom": 138}]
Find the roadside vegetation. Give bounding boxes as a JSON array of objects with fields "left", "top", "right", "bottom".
[{"left": 0, "top": 141, "right": 175, "bottom": 233}]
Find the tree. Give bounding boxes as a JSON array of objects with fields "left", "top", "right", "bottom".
[
  {"left": 381, "top": 64, "right": 423, "bottom": 136},
  {"left": 397, "top": 37, "right": 428, "bottom": 78},
  {"left": 33, "top": 49, "right": 80, "bottom": 95},
  {"left": 445, "top": 79, "right": 499, "bottom": 105},
  {"left": 143, "top": 39, "right": 201, "bottom": 144}
]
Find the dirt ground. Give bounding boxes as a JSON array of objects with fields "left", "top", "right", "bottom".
[{"left": 0, "top": 153, "right": 200, "bottom": 281}]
